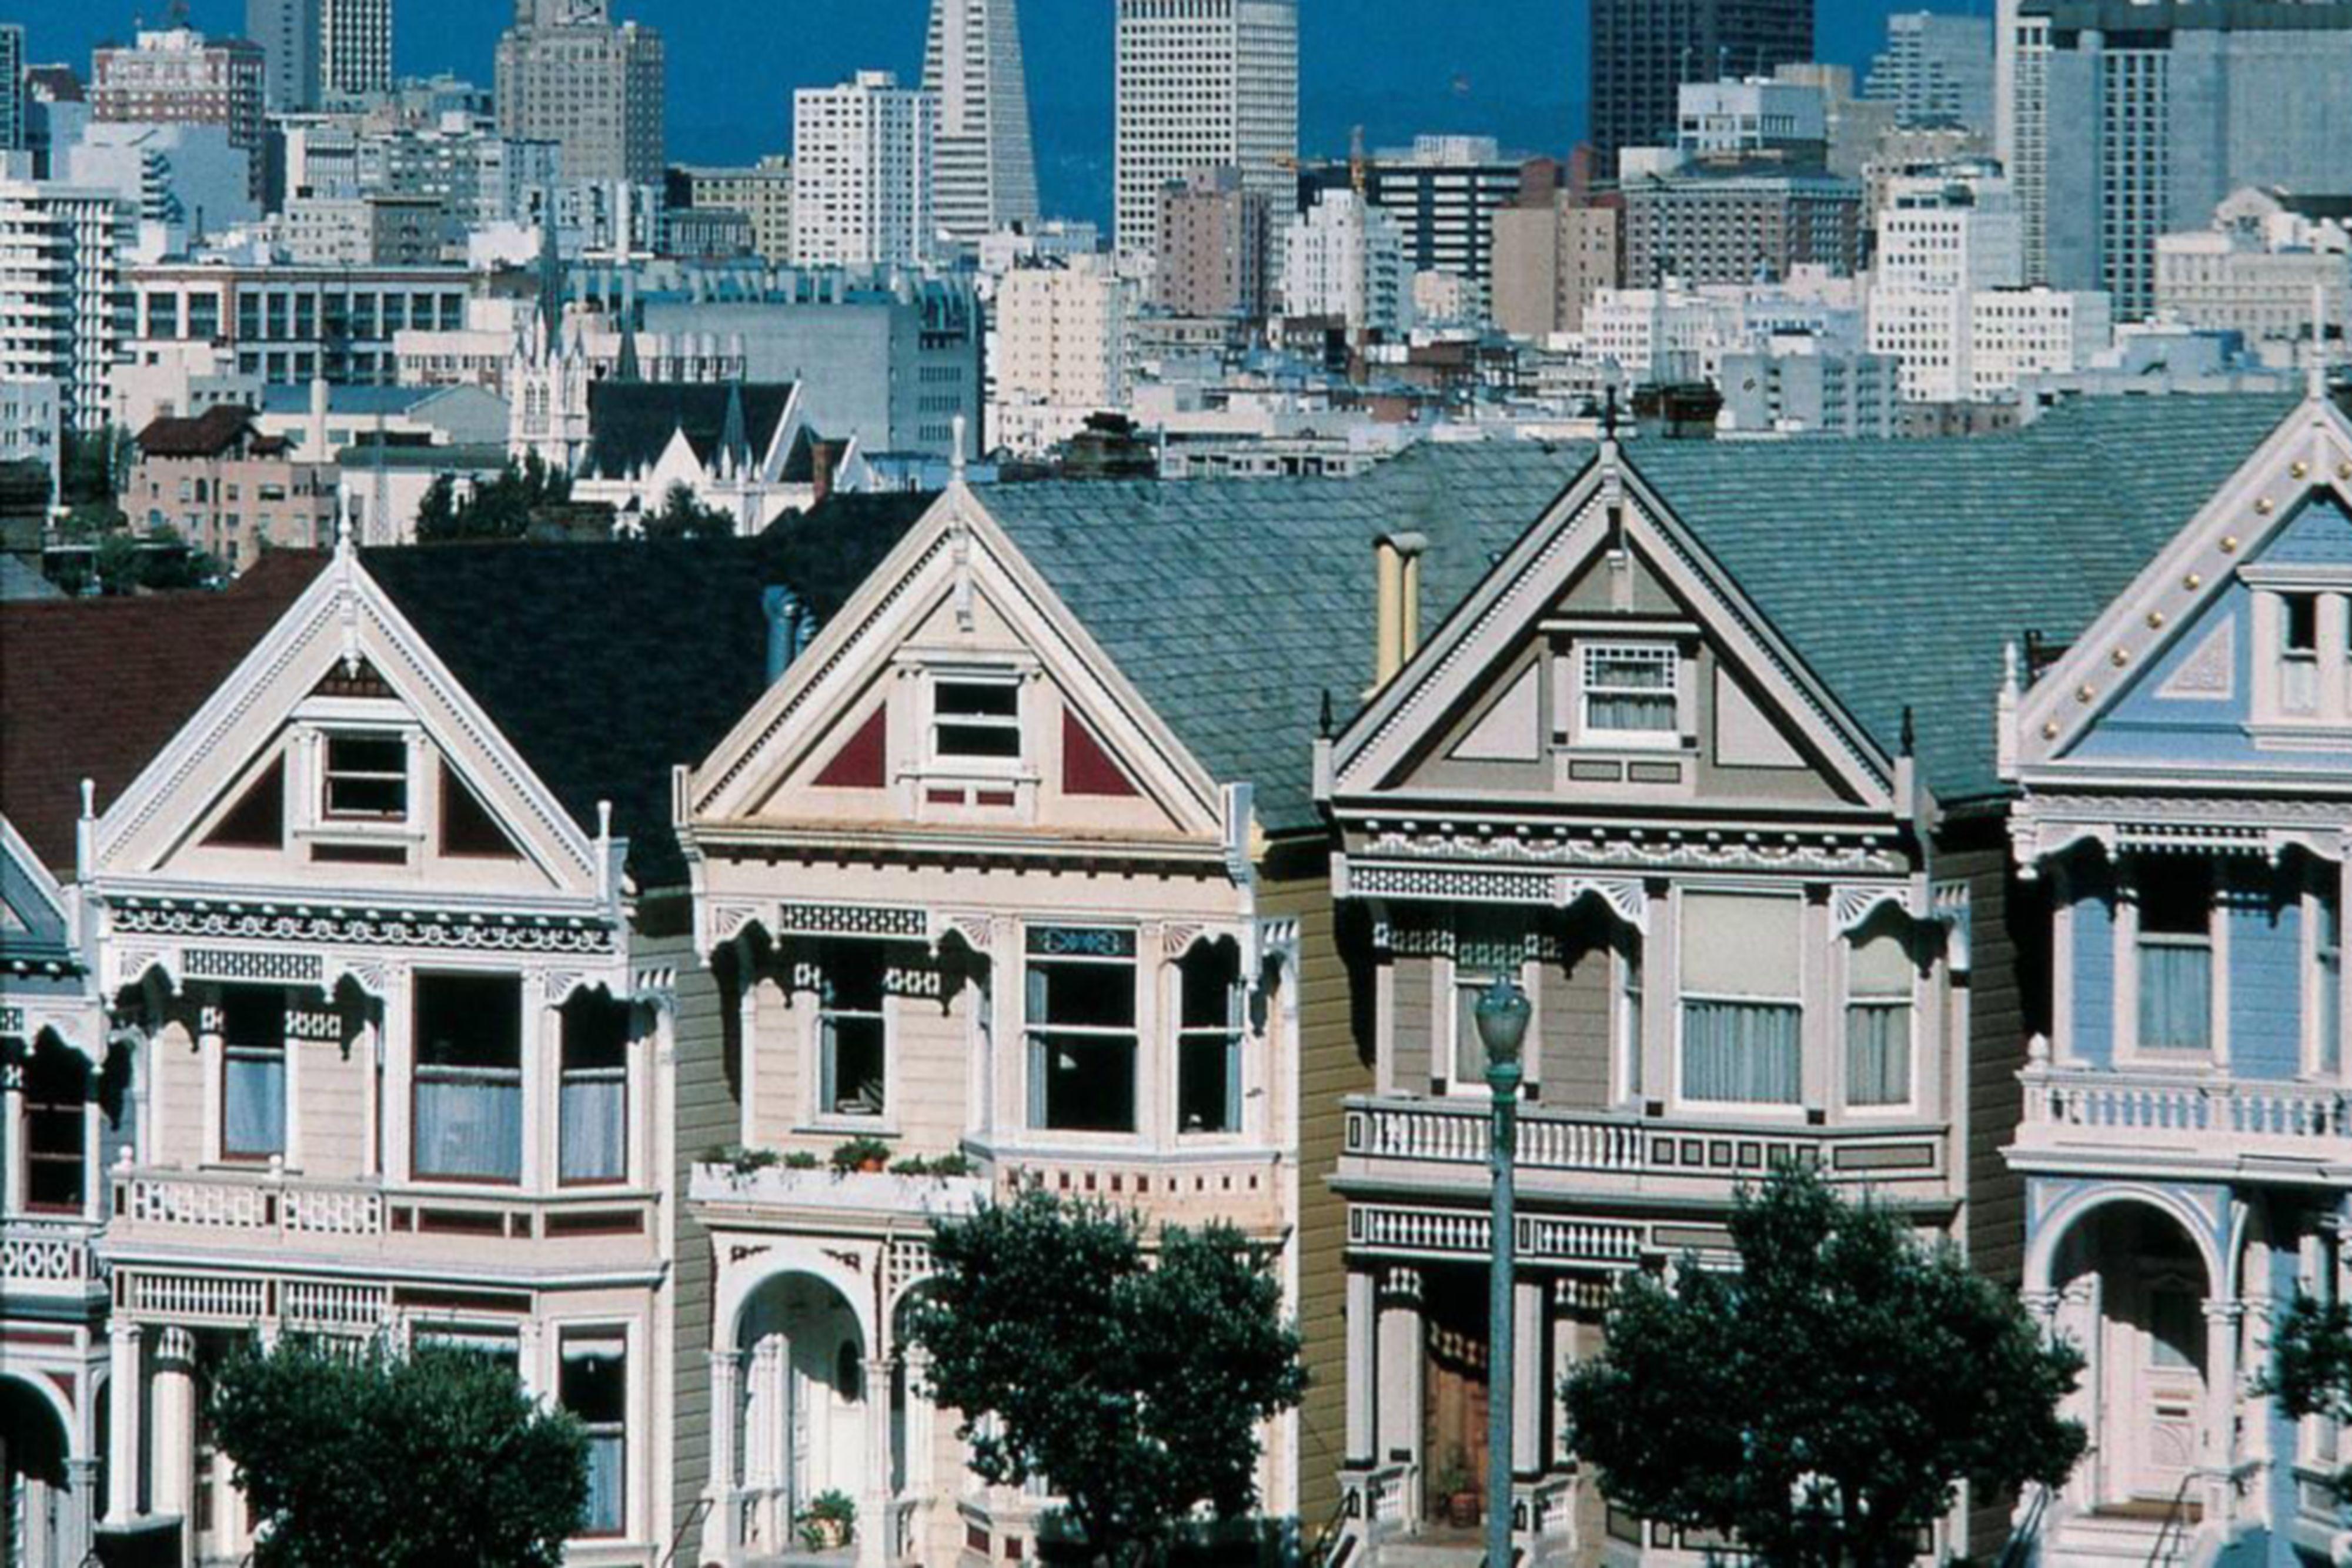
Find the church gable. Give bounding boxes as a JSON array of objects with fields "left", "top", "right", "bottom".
[
  {"left": 95, "top": 551, "right": 596, "bottom": 900},
  {"left": 693, "top": 493, "right": 1220, "bottom": 845}
]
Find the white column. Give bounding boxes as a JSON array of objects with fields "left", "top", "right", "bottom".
[
  {"left": 2253, "top": 591, "right": 2283, "bottom": 721},
  {"left": 359, "top": 1012, "right": 381, "bottom": 1180},
  {"left": 737, "top": 955, "right": 761, "bottom": 1149},
  {"left": 859, "top": 1352, "right": 893, "bottom": 1568},
  {"left": 1800, "top": 888, "right": 1830, "bottom": 1112},
  {"left": 197, "top": 997, "right": 224, "bottom": 1166},
  {"left": 61, "top": 1457, "right": 100, "bottom": 1563},
  {"left": 108, "top": 1323, "right": 143, "bottom": 1522},
  {"left": 0, "top": 1068, "right": 24, "bottom": 1213},
  {"left": 903, "top": 1348, "right": 936, "bottom": 1497},
  {"left": 1512, "top": 1278, "right": 1546, "bottom": 1479},
  {"left": 381, "top": 966, "right": 413, "bottom": 1184},
  {"left": 1345, "top": 1268, "right": 1377, "bottom": 1466},
  {"left": 2321, "top": 594, "right": 2349, "bottom": 723},
  {"left": 1642, "top": 881, "right": 1676, "bottom": 1105},
  {"left": 709, "top": 1352, "right": 743, "bottom": 1550},
  {"left": 149, "top": 1327, "right": 197, "bottom": 1523},
  {"left": 1374, "top": 1268, "right": 1425, "bottom": 1471},
  {"left": 2203, "top": 1299, "right": 2244, "bottom": 1523},
  {"left": 523, "top": 976, "right": 556, "bottom": 1191}
]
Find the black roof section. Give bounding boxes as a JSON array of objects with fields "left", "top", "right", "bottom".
[{"left": 584, "top": 381, "right": 797, "bottom": 480}]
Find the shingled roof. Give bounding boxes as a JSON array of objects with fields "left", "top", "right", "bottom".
[
  {"left": 0, "top": 551, "right": 328, "bottom": 875},
  {"left": 362, "top": 493, "right": 923, "bottom": 889},
  {"left": 978, "top": 394, "right": 2299, "bottom": 835},
  {"left": 583, "top": 382, "right": 797, "bottom": 480}
]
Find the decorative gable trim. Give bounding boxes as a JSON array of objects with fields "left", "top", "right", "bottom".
[{"left": 2012, "top": 396, "right": 2352, "bottom": 774}]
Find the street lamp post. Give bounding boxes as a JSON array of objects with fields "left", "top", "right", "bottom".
[{"left": 1474, "top": 975, "right": 1532, "bottom": 1568}]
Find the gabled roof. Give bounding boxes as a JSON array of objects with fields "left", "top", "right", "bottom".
[
  {"left": 0, "top": 554, "right": 64, "bottom": 602},
  {"left": 584, "top": 382, "right": 797, "bottom": 479},
  {"left": 136, "top": 404, "right": 263, "bottom": 459},
  {"left": 0, "top": 551, "right": 327, "bottom": 876},
  {"left": 360, "top": 500, "right": 923, "bottom": 888},
  {"left": 976, "top": 394, "right": 2298, "bottom": 835}
]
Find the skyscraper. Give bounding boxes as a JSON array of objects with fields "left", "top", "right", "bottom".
[
  {"left": 791, "top": 71, "right": 934, "bottom": 268},
  {"left": 1865, "top": 11, "right": 1993, "bottom": 132},
  {"left": 922, "top": 0, "right": 1039, "bottom": 248},
  {"left": 0, "top": 25, "right": 23, "bottom": 153},
  {"left": 1996, "top": 0, "right": 2352, "bottom": 316},
  {"left": 1114, "top": 0, "right": 1297, "bottom": 260},
  {"left": 246, "top": 0, "right": 320, "bottom": 110},
  {"left": 319, "top": 0, "right": 393, "bottom": 99},
  {"left": 91, "top": 27, "right": 268, "bottom": 200},
  {"left": 495, "top": 0, "right": 665, "bottom": 186},
  {"left": 1587, "top": 0, "right": 1813, "bottom": 182}
]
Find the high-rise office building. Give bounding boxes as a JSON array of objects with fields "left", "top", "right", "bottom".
[
  {"left": 1, "top": 25, "right": 25, "bottom": 153},
  {"left": 1345, "top": 135, "right": 1526, "bottom": 306},
  {"left": 1114, "top": 0, "right": 1297, "bottom": 259},
  {"left": 1866, "top": 11, "right": 1993, "bottom": 132},
  {"left": 1153, "top": 166, "right": 1272, "bottom": 319},
  {"left": 495, "top": 0, "right": 665, "bottom": 186},
  {"left": 1997, "top": 0, "right": 2352, "bottom": 316},
  {"left": 246, "top": 0, "right": 391, "bottom": 108},
  {"left": 246, "top": 0, "right": 319, "bottom": 110},
  {"left": 791, "top": 71, "right": 934, "bottom": 268},
  {"left": 0, "top": 172, "right": 131, "bottom": 432},
  {"left": 922, "top": 0, "right": 1038, "bottom": 248},
  {"left": 91, "top": 27, "right": 268, "bottom": 200},
  {"left": 1589, "top": 0, "right": 1812, "bottom": 182}
]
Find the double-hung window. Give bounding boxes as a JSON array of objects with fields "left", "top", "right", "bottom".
[
  {"left": 1580, "top": 643, "right": 1680, "bottom": 744},
  {"left": 816, "top": 941, "right": 888, "bottom": 1118},
  {"left": 22, "top": 1045, "right": 89, "bottom": 1213},
  {"left": 322, "top": 733, "right": 408, "bottom": 820},
  {"left": 1449, "top": 912, "right": 1525, "bottom": 1089},
  {"left": 1176, "top": 942, "right": 1243, "bottom": 1135},
  {"left": 1619, "top": 940, "right": 1645, "bottom": 1099},
  {"left": 2282, "top": 593, "right": 2321, "bottom": 716},
  {"left": 559, "top": 993, "right": 629, "bottom": 1184},
  {"left": 1845, "top": 927, "right": 1916, "bottom": 1107},
  {"left": 2136, "top": 864, "right": 2213, "bottom": 1055},
  {"left": 412, "top": 972, "right": 523, "bottom": 1181},
  {"left": 1679, "top": 892, "right": 1803, "bottom": 1105},
  {"left": 561, "top": 1333, "right": 627, "bottom": 1538},
  {"left": 2320, "top": 890, "right": 2343, "bottom": 1078},
  {"left": 220, "top": 985, "right": 288, "bottom": 1159},
  {"left": 1025, "top": 927, "right": 1138, "bottom": 1133},
  {"left": 932, "top": 679, "right": 1021, "bottom": 762}
]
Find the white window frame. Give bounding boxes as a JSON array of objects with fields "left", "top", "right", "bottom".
[
  {"left": 1574, "top": 640, "right": 1684, "bottom": 750},
  {"left": 927, "top": 672, "right": 1025, "bottom": 770},
  {"left": 2307, "top": 871, "right": 2344, "bottom": 1082},
  {"left": 1673, "top": 887, "right": 1807, "bottom": 1115},
  {"left": 1023, "top": 926, "right": 1142, "bottom": 1138},
  {"left": 2117, "top": 860, "right": 2225, "bottom": 1068},
  {"left": 1172, "top": 944, "right": 1248, "bottom": 1139},
  {"left": 554, "top": 1323, "right": 633, "bottom": 1544},
  {"left": 796, "top": 942, "right": 898, "bottom": 1131},
  {"left": 319, "top": 728, "right": 412, "bottom": 823},
  {"left": 1839, "top": 927, "right": 1919, "bottom": 1116}
]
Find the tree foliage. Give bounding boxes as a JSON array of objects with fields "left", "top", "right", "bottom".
[
  {"left": 1563, "top": 1168, "right": 2086, "bottom": 1568},
  {"left": 58, "top": 423, "right": 130, "bottom": 507},
  {"left": 206, "top": 1337, "right": 588, "bottom": 1568},
  {"left": 904, "top": 1189, "right": 1307, "bottom": 1566},
  {"left": 643, "top": 481, "right": 736, "bottom": 541},
  {"left": 415, "top": 453, "right": 574, "bottom": 543},
  {"left": 2267, "top": 1292, "right": 2352, "bottom": 1499}
]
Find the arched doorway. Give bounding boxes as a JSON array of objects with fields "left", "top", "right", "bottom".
[
  {"left": 2046, "top": 1198, "right": 2216, "bottom": 1516},
  {"left": 1, "top": 1376, "right": 74, "bottom": 1568},
  {"left": 736, "top": 1271, "right": 870, "bottom": 1556}
]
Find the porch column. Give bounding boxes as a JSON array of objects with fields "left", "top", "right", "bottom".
[
  {"left": 1512, "top": 1278, "right": 1546, "bottom": 1480},
  {"left": 860, "top": 1353, "right": 893, "bottom": 1568},
  {"left": 904, "top": 1348, "right": 937, "bottom": 1496},
  {"left": 108, "top": 1322, "right": 142, "bottom": 1521},
  {"left": 709, "top": 1350, "right": 741, "bottom": 1539},
  {"left": 62, "top": 1457, "right": 100, "bottom": 1563},
  {"left": 1345, "top": 1267, "right": 1377, "bottom": 1466},
  {"left": 1640, "top": 880, "right": 1675, "bottom": 1106},
  {"left": 0, "top": 1065, "right": 23, "bottom": 1213},
  {"left": 1374, "top": 1268, "right": 1425, "bottom": 1478},
  {"left": 149, "top": 1328, "right": 197, "bottom": 1524},
  {"left": 2204, "top": 1299, "right": 2244, "bottom": 1521}
]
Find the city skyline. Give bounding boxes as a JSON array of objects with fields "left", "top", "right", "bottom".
[{"left": 23, "top": 0, "right": 1992, "bottom": 223}]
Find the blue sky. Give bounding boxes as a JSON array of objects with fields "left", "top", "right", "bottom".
[{"left": 21, "top": 0, "right": 1977, "bottom": 222}]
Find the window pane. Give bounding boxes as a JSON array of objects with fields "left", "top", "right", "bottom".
[
  {"left": 1032, "top": 960, "right": 1136, "bottom": 1031},
  {"left": 823, "top": 1015, "right": 886, "bottom": 1115},
  {"left": 225, "top": 1048, "right": 288, "bottom": 1156},
  {"left": 1846, "top": 1003, "right": 1911, "bottom": 1105},
  {"left": 1454, "top": 982, "right": 1489, "bottom": 1082},
  {"left": 2139, "top": 942, "right": 2211, "bottom": 1051},
  {"left": 561, "top": 1340, "right": 626, "bottom": 1536},
  {"left": 937, "top": 683, "right": 1018, "bottom": 719},
  {"left": 24, "top": 1047, "right": 88, "bottom": 1209},
  {"left": 1038, "top": 1036, "right": 1135, "bottom": 1131},
  {"left": 1682, "top": 999, "right": 1801, "bottom": 1103},
  {"left": 1178, "top": 1032, "right": 1237, "bottom": 1132},
  {"left": 325, "top": 733, "right": 407, "bottom": 817},
  {"left": 415, "top": 974, "right": 523, "bottom": 1179},
  {"left": 2138, "top": 864, "right": 2210, "bottom": 936},
  {"left": 1681, "top": 893, "right": 1802, "bottom": 998},
  {"left": 1849, "top": 929, "right": 1914, "bottom": 997}
]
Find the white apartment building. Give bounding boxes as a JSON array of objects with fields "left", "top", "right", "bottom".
[
  {"left": 0, "top": 375, "right": 61, "bottom": 474},
  {"left": 1280, "top": 189, "right": 1410, "bottom": 338},
  {"left": 0, "top": 176, "right": 131, "bottom": 433},
  {"left": 1867, "top": 163, "right": 2022, "bottom": 401},
  {"left": 1583, "top": 282, "right": 1743, "bottom": 382},
  {"left": 1676, "top": 76, "right": 1828, "bottom": 159},
  {"left": 2156, "top": 186, "right": 2352, "bottom": 349},
  {"left": 988, "top": 256, "right": 1131, "bottom": 456},
  {"left": 1, "top": 25, "right": 24, "bottom": 153},
  {"left": 792, "top": 72, "right": 935, "bottom": 269},
  {"left": 923, "top": 0, "right": 1040, "bottom": 248},
  {"left": 1112, "top": 0, "right": 1297, "bottom": 260},
  {"left": 1966, "top": 284, "right": 2112, "bottom": 397},
  {"left": 56, "top": 122, "right": 256, "bottom": 242}
]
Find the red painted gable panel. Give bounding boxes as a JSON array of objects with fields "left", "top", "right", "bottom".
[
  {"left": 813, "top": 705, "right": 887, "bottom": 788},
  {"left": 1062, "top": 708, "right": 1138, "bottom": 797}
]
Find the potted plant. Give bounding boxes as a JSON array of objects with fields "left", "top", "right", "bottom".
[
  {"left": 1434, "top": 1447, "right": 1479, "bottom": 1529},
  {"left": 831, "top": 1135, "right": 893, "bottom": 1174},
  {"left": 703, "top": 1144, "right": 779, "bottom": 1177},
  {"left": 795, "top": 1489, "right": 857, "bottom": 1551},
  {"left": 783, "top": 1149, "right": 820, "bottom": 1170}
]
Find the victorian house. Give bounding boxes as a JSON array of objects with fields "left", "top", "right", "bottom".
[
  {"left": 2, "top": 556, "right": 322, "bottom": 1568},
  {"left": 2001, "top": 386, "right": 2352, "bottom": 1568},
  {"left": 64, "top": 511, "right": 917, "bottom": 1568},
  {"left": 1310, "top": 396, "right": 2302, "bottom": 1568}
]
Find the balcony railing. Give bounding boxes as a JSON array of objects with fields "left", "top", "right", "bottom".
[
  {"left": 2017, "top": 1062, "right": 2352, "bottom": 1153},
  {"left": 1, "top": 1215, "right": 104, "bottom": 1290},
  {"left": 1342, "top": 1096, "right": 1945, "bottom": 1183}
]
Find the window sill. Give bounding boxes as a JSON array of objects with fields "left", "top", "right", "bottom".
[{"left": 793, "top": 1119, "right": 902, "bottom": 1139}]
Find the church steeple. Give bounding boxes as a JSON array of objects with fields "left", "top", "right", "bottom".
[{"left": 535, "top": 193, "right": 566, "bottom": 349}]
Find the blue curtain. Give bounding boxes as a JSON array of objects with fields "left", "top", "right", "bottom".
[
  {"left": 414, "top": 1069, "right": 522, "bottom": 1179},
  {"left": 224, "top": 1049, "right": 286, "bottom": 1156},
  {"left": 582, "top": 1431, "right": 623, "bottom": 1533},
  {"left": 1682, "top": 1001, "right": 1801, "bottom": 1104},
  {"left": 2138, "top": 941, "right": 2211, "bottom": 1051},
  {"left": 560, "top": 1074, "right": 626, "bottom": 1182},
  {"left": 1845, "top": 1005, "right": 1910, "bottom": 1106},
  {"left": 1025, "top": 965, "right": 1049, "bottom": 1128}
]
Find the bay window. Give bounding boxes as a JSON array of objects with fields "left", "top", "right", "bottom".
[
  {"left": 816, "top": 941, "right": 888, "bottom": 1118},
  {"left": 1680, "top": 892, "right": 1802, "bottom": 1105},
  {"left": 412, "top": 972, "right": 522, "bottom": 1181},
  {"left": 1845, "top": 926, "right": 1916, "bottom": 1108},
  {"left": 559, "top": 992, "right": 629, "bottom": 1185},
  {"left": 22, "top": 1042, "right": 88, "bottom": 1213},
  {"left": 1177, "top": 941, "right": 1242, "bottom": 1135},
  {"left": 560, "top": 1333, "right": 627, "bottom": 1538},
  {"left": 2136, "top": 863, "right": 2212, "bottom": 1054},
  {"left": 1025, "top": 927, "right": 1137, "bottom": 1133},
  {"left": 220, "top": 985, "right": 288, "bottom": 1159}
]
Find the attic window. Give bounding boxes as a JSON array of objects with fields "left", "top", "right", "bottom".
[
  {"left": 933, "top": 679, "right": 1022, "bottom": 762},
  {"left": 1579, "top": 643, "right": 1682, "bottom": 745},
  {"left": 323, "top": 734, "right": 408, "bottom": 820}
]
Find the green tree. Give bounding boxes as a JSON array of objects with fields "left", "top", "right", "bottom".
[
  {"left": 207, "top": 1337, "right": 588, "bottom": 1568},
  {"left": 905, "top": 1189, "right": 1307, "bottom": 1566},
  {"left": 644, "top": 481, "right": 736, "bottom": 541},
  {"left": 1563, "top": 1168, "right": 2085, "bottom": 1568},
  {"left": 2267, "top": 1292, "right": 2352, "bottom": 1499},
  {"left": 417, "top": 454, "right": 576, "bottom": 543},
  {"left": 58, "top": 423, "right": 129, "bottom": 506},
  {"left": 414, "top": 473, "right": 459, "bottom": 540}
]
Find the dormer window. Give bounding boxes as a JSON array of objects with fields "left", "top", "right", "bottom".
[
  {"left": 323, "top": 733, "right": 408, "bottom": 820},
  {"left": 931, "top": 679, "right": 1022, "bottom": 763},
  {"left": 1578, "top": 643, "right": 1682, "bottom": 747}
]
